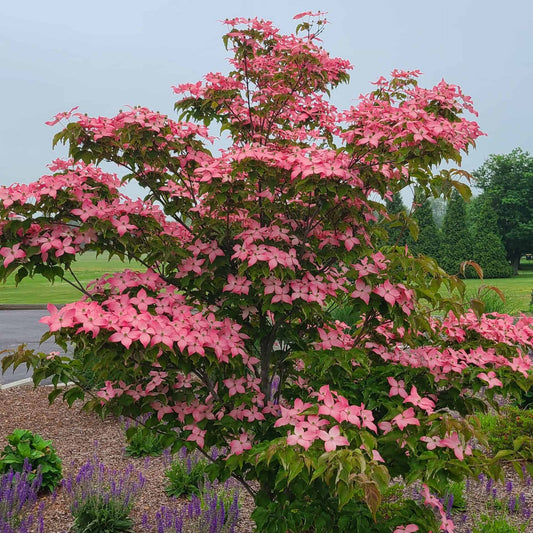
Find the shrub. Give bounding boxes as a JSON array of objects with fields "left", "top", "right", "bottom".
[
  {"left": 124, "top": 425, "right": 166, "bottom": 458},
  {"left": 63, "top": 457, "right": 145, "bottom": 533},
  {"left": 0, "top": 429, "right": 62, "bottom": 493}
]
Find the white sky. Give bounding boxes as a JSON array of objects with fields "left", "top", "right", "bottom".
[{"left": 1, "top": 0, "right": 532, "bottom": 195}]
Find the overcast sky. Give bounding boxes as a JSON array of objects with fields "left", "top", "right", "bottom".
[{"left": 1, "top": 0, "right": 531, "bottom": 195}]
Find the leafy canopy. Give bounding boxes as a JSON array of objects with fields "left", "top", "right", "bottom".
[{"left": 474, "top": 148, "right": 533, "bottom": 273}]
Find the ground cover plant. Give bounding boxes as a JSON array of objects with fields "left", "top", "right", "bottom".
[{"left": 2, "top": 11, "right": 533, "bottom": 532}]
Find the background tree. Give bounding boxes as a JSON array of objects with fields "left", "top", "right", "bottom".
[
  {"left": 406, "top": 190, "right": 441, "bottom": 262},
  {"left": 440, "top": 189, "right": 472, "bottom": 275},
  {"left": 474, "top": 148, "right": 533, "bottom": 274},
  {"left": 470, "top": 196, "right": 513, "bottom": 278},
  {"left": 429, "top": 197, "right": 446, "bottom": 228},
  {"left": 384, "top": 192, "right": 409, "bottom": 247}
]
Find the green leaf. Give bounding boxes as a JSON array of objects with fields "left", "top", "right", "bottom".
[
  {"left": 16, "top": 442, "right": 32, "bottom": 458},
  {"left": 287, "top": 457, "right": 304, "bottom": 484},
  {"left": 492, "top": 449, "right": 514, "bottom": 460},
  {"left": 336, "top": 481, "right": 353, "bottom": 510},
  {"left": 363, "top": 481, "right": 381, "bottom": 517},
  {"left": 63, "top": 387, "right": 85, "bottom": 407}
]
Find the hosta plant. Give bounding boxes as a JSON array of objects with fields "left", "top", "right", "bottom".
[{"left": 0, "top": 429, "right": 62, "bottom": 493}]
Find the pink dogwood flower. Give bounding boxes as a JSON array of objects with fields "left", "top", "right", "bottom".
[
  {"left": 318, "top": 425, "right": 349, "bottom": 452},
  {"left": 477, "top": 371, "right": 503, "bottom": 388}
]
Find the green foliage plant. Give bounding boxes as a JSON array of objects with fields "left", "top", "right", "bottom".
[
  {"left": 442, "top": 480, "right": 466, "bottom": 513},
  {"left": 484, "top": 406, "right": 533, "bottom": 454},
  {"left": 465, "top": 286, "right": 510, "bottom": 315},
  {"left": 124, "top": 425, "right": 166, "bottom": 458},
  {"left": 71, "top": 500, "right": 134, "bottom": 533},
  {"left": 0, "top": 429, "right": 62, "bottom": 493},
  {"left": 471, "top": 514, "right": 524, "bottom": 533},
  {"left": 164, "top": 454, "right": 208, "bottom": 498},
  {"left": 3, "top": 12, "right": 533, "bottom": 533}
]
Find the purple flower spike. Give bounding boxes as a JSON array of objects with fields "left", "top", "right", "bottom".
[{"left": 509, "top": 496, "right": 517, "bottom": 513}]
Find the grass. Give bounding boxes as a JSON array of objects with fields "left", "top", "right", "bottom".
[{"left": 0, "top": 252, "right": 141, "bottom": 304}]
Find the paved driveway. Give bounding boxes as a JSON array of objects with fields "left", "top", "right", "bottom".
[{"left": 0, "top": 309, "right": 64, "bottom": 387}]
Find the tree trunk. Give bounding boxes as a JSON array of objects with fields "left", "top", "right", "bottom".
[{"left": 510, "top": 251, "right": 521, "bottom": 276}]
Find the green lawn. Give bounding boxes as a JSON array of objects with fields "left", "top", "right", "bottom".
[
  {"left": 0, "top": 253, "right": 141, "bottom": 304},
  {"left": 460, "top": 262, "right": 533, "bottom": 315},
  {"left": 1, "top": 254, "right": 532, "bottom": 314}
]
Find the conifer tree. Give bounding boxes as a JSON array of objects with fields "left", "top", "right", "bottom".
[
  {"left": 440, "top": 189, "right": 472, "bottom": 274},
  {"left": 407, "top": 191, "right": 441, "bottom": 261},
  {"left": 385, "top": 192, "right": 408, "bottom": 247},
  {"left": 471, "top": 195, "right": 513, "bottom": 278}
]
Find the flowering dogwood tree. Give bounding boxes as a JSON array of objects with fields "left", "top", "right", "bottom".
[{"left": 2, "top": 12, "right": 533, "bottom": 532}]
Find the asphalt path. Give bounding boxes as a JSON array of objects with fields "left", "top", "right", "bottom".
[{"left": 0, "top": 309, "right": 64, "bottom": 387}]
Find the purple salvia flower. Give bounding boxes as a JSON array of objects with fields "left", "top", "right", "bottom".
[
  {"left": 509, "top": 496, "right": 517, "bottom": 513},
  {"left": 0, "top": 461, "right": 41, "bottom": 530},
  {"left": 141, "top": 512, "right": 150, "bottom": 529},
  {"left": 446, "top": 494, "right": 454, "bottom": 517},
  {"left": 179, "top": 446, "right": 187, "bottom": 461},
  {"left": 163, "top": 448, "right": 172, "bottom": 467},
  {"left": 519, "top": 492, "right": 527, "bottom": 508}
]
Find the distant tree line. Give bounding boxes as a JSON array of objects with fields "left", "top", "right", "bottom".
[{"left": 384, "top": 148, "right": 533, "bottom": 278}]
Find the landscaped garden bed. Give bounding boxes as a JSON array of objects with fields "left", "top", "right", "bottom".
[
  {"left": 3, "top": 385, "right": 533, "bottom": 532},
  {"left": 0, "top": 385, "right": 255, "bottom": 532}
]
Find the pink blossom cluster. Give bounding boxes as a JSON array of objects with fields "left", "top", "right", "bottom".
[
  {"left": 40, "top": 270, "right": 249, "bottom": 363},
  {"left": 276, "top": 386, "right": 377, "bottom": 452}
]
